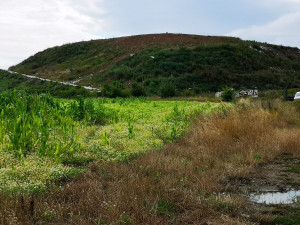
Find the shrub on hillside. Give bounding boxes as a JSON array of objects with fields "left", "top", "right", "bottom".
[
  {"left": 102, "top": 81, "right": 126, "bottom": 98},
  {"left": 183, "top": 89, "right": 195, "bottom": 97},
  {"left": 259, "top": 90, "right": 282, "bottom": 99},
  {"left": 122, "top": 88, "right": 132, "bottom": 98},
  {"left": 160, "top": 83, "right": 176, "bottom": 98},
  {"left": 131, "top": 82, "right": 146, "bottom": 97},
  {"left": 221, "top": 87, "right": 235, "bottom": 102}
]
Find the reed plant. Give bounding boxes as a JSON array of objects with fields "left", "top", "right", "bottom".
[{"left": 0, "top": 91, "right": 76, "bottom": 160}]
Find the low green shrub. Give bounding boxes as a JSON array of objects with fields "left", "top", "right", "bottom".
[
  {"left": 221, "top": 87, "right": 235, "bottom": 102},
  {"left": 102, "top": 81, "right": 126, "bottom": 98},
  {"left": 131, "top": 82, "right": 146, "bottom": 97},
  {"left": 160, "top": 83, "right": 176, "bottom": 98}
]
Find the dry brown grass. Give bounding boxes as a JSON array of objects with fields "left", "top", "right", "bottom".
[{"left": 0, "top": 99, "right": 299, "bottom": 225}]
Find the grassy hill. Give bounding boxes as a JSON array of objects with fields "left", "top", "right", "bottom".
[
  {"left": 9, "top": 33, "right": 300, "bottom": 96},
  {"left": 0, "top": 70, "right": 97, "bottom": 98}
]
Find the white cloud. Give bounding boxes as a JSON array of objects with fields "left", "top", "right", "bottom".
[
  {"left": 2, "top": 0, "right": 300, "bottom": 70},
  {"left": 227, "top": 11, "right": 300, "bottom": 48},
  {"left": 226, "top": 0, "right": 300, "bottom": 47},
  {"left": 0, "top": 0, "right": 105, "bottom": 69},
  {"left": 253, "top": 0, "right": 300, "bottom": 8},
  {"left": 285, "top": 0, "right": 300, "bottom": 2}
]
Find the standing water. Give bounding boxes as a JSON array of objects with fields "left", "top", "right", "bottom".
[{"left": 249, "top": 190, "right": 300, "bottom": 204}]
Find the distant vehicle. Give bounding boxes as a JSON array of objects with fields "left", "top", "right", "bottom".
[
  {"left": 294, "top": 92, "right": 300, "bottom": 100},
  {"left": 215, "top": 89, "right": 258, "bottom": 98},
  {"left": 237, "top": 89, "right": 258, "bottom": 98}
]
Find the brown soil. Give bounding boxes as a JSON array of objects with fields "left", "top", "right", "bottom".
[
  {"left": 227, "top": 153, "right": 300, "bottom": 193},
  {"left": 106, "top": 33, "right": 240, "bottom": 50},
  {"left": 225, "top": 153, "right": 300, "bottom": 221}
]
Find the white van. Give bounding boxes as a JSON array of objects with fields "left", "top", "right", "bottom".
[{"left": 294, "top": 92, "right": 300, "bottom": 100}]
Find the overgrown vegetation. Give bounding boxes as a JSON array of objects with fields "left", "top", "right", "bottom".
[
  {"left": 2, "top": 33, "right": 300, "bottom": 224},
  {"left": 101, "top": 81, "right": 128, "bottom": 98},
  {"left": 160, "top": 82, "right": 176, "bottom": 98},
  {"left": 221, "top": 86, "right": 235, "bottom": 102},
  {"left": 131, "top": 82, "right": 146, "bottom": 97},
  {"left": 99, "top": 44, "right": 300, "bottom": 95},
  {"left": 9, "top": 34, "right": 300, "bottom": 96},
  {"left": 0, "top": 70, "right": 97, "bottom": 98},
  {"left": 0, "top": 96, "right": 299, "bottom": 224},
  {"left": 0, "top": 91, "right": 219, "bottom": 195},
  {"left": 9, "top": 40, "right": 122, "bottom": 81}
]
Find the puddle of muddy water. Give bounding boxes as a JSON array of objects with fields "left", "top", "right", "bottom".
[{"left": 249, "top": 190, "right": 300, "bottom": 204}]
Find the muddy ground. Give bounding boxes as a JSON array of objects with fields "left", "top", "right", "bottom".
[{"left": 225, "top": 153, "right": 300, "bottom": 224}]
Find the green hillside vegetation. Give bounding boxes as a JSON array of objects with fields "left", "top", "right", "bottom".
[
  {"left": 9, "top": 40, "right": 122, "bottom": 81},
  {"left": 9, "top": 34, "right": 300, "bottom": 96},
  {"left": 0, "top": 70, "right": 97, "bottom": 98},
  {"left": 99, "top": 44, "right": 300, "bottom": 95}
]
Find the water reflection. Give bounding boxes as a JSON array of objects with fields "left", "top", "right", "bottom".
[{"left": 249, "top": 190, "right": 300, "bottom": 204}]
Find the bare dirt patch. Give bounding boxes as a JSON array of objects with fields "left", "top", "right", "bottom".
[
  {"left": 225, "top": 153, "right": 300, "bottom": 223},
  {"left": 107, "top": 33, "right": 240, "bottom": 50}
]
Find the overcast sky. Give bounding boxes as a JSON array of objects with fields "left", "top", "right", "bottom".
[{"left": 1, "top": 0, "right": 300, "bottom": 69}]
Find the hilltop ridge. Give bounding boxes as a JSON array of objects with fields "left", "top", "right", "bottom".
[{"left": 9, "top": 33, "right": 300, "bottom": 95}]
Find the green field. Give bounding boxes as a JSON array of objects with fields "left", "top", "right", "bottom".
[{"left": 0, "top": 91, "right": 227, "bottom": 195}]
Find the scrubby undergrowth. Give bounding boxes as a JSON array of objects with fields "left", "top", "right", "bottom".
[
  {"left": 0, "top": 69, "right": 97, "bottom": 98},
  {"left": 9, "top": 33, "right": 300, "bottom": 95},
  {"left": 0, "top": 99, "right": 299, "bottom": 224}
]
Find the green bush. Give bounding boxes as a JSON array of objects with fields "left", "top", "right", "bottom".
[
  {"left": 122, "top": 88, "right": 132, "bottom": 98},
  {"left": 221, "top": 87, "right": 235, "bottom": 102},
  {"left": 102, "top": 81, "right": 126, "bottom": 98},
  {"left": 183, "top": 89, "right": 195, "bottom": 97},
  {"left": 131, "top": 82, "right": 146, "bottom": 97},
  {"left": 160, "top": 83, "right": 176, "bottom": 98}
]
